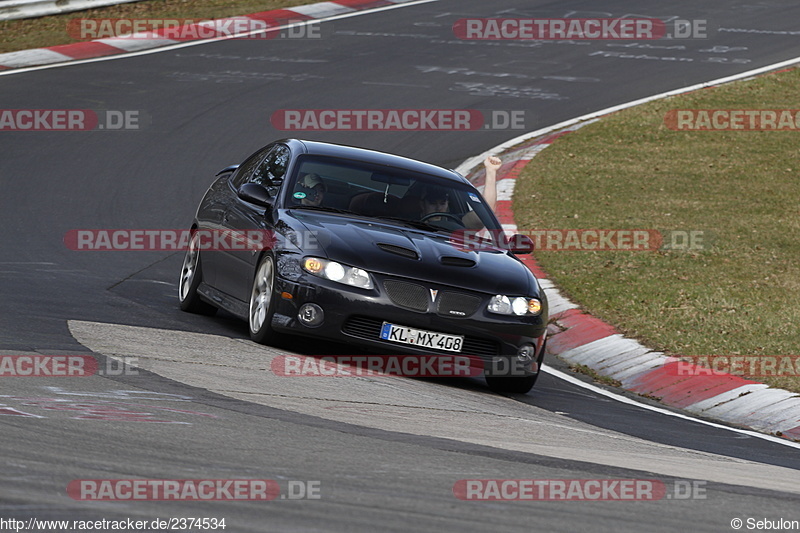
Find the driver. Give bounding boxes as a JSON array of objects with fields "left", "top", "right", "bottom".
[
  {"left": 416, "top": 155, "right": 502, "bottom": 229},
  {"left": 419, "top": 186, "right": 450, "bottom": 218},
  {"left": 417, "top": 184, "right": 482, "bottom": 229}
]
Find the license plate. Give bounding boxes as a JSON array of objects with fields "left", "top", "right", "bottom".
[{"left": 379, "top": 322, "right": 464, "bottom": 353}]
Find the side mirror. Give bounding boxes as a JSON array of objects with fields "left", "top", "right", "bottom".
[
  {"left": 238, "top": 183, "right": 273, "bottom": 208},
  {"left": 507, "top": 234, "right": 534, "bottom": 255}
]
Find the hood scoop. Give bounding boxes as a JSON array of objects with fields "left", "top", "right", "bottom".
[
  {"left": 440, "top": 256, "right": 476, "bottom": 267},
  {"left": 377, "top": 242, "right": 419, "bottom": 260}
]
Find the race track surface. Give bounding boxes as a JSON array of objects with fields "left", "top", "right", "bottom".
[{"left": 2, "top": 1, "right": 799, "bottom": 531}]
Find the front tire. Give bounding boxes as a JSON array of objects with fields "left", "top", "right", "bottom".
[
  {"left": 178, "top": 232, "right": 217, "bottom": 315},
  {"left": 486, "top": 340, "right": 546, "bottom": 394},
  {"left": 249, "top": 254, "right": 279, "bottom": 345}
]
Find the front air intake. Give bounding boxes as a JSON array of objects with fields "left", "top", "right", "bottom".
[
  {"left": 440, "top": 256, "right": 476, "bottom": 267},
  {"left": 377, "top": 243, "right": 419, "bottom": 260}
]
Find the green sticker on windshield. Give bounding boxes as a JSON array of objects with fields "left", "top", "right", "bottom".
[{"left": 293, "top": 192, "right": 307, "bottom": 199}]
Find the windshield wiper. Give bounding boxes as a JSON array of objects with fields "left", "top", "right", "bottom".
[{"left": 288, "top": 205, "right": 355, "bottom": 215}]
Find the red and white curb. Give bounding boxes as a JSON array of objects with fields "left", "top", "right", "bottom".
[
  {"left": 0, "top": 0, "right": 423, "bottom": 71},
  {"left": 461, "top": 121, "right": 800, "bottom": 443}
]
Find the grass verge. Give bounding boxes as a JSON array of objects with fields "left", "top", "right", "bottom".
[
  {"left": 570, "top": 364, "right": 622, "bottom": 388},
  {"left": 515, "top": 67, "right": 800, "bottom": 393},
  {"left": 0, "top": 0, "right": 319, "bottom": 54}
]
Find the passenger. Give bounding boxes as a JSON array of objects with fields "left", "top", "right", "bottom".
[
  {"left": 295, "top": 173, "right": 325, "bottom": 207},
  {"left": 481, "top": 155, "right": 501, "bottom": 212}
]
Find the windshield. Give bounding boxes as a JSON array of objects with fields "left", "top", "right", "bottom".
[{"left": 285, "top": 155, "right": 502, "bottom": 237}]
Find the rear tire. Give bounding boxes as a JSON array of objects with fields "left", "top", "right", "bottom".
[{"left": 178, "top": 231, "right": 217, "bottom": 316}]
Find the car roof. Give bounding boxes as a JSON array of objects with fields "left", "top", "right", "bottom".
[{"left": 280, "top": 138, "right": 469, "bottom": 185}]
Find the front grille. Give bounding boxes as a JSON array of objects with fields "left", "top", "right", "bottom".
[
  {"left": 437, "top": 292, "right": 481, "bottom": 317},
  {"left": 342, "top": 316, "right": 500, "bottom": 358},
  {"left": 383, "top": 280, "right": 429, "bottom": 312}
]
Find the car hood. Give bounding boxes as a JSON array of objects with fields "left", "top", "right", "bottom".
[{"left": 287, "top": 210, "right": 539, "bottom": 296}]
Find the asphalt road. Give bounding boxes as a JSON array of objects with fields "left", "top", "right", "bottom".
[{"left": 1, "top": 0, "right": 800, "bottom": 531}]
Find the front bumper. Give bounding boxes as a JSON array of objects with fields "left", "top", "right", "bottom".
[{"left": 271, "top": 262, "right": 548, "bottom": 377}]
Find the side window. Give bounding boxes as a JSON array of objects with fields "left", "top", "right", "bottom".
[
  {"left": 231, "top": 145, "right": 273, "bottom": 189},
  {"left": 251, "top": 145, "right": 290, "bottom": 187}
]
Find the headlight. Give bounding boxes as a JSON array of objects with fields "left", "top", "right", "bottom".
[
  {"left": 488, "top": 295, "right": 542, "bottom": 316},
  {"left": 303, "top": 257, "right": 374, "bottom": 289}
]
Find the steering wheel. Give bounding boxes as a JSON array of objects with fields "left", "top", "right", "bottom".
[{"left": 420, "top": 212, "right": 465, "bottom": 226}]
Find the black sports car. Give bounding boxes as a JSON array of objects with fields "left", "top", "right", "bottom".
[{"left": 179, "top": 139, "right": 548, "bottom": 393}]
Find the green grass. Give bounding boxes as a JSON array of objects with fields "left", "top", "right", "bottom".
[
  {"left": 0, "top": 0, "right": 319, "bottom": 54},
  {"left": 570, "top": 364, "right": 622, "bottom": 388},
  {"left": 515, "top": 67, "right": 800, "bottom": 392}
]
